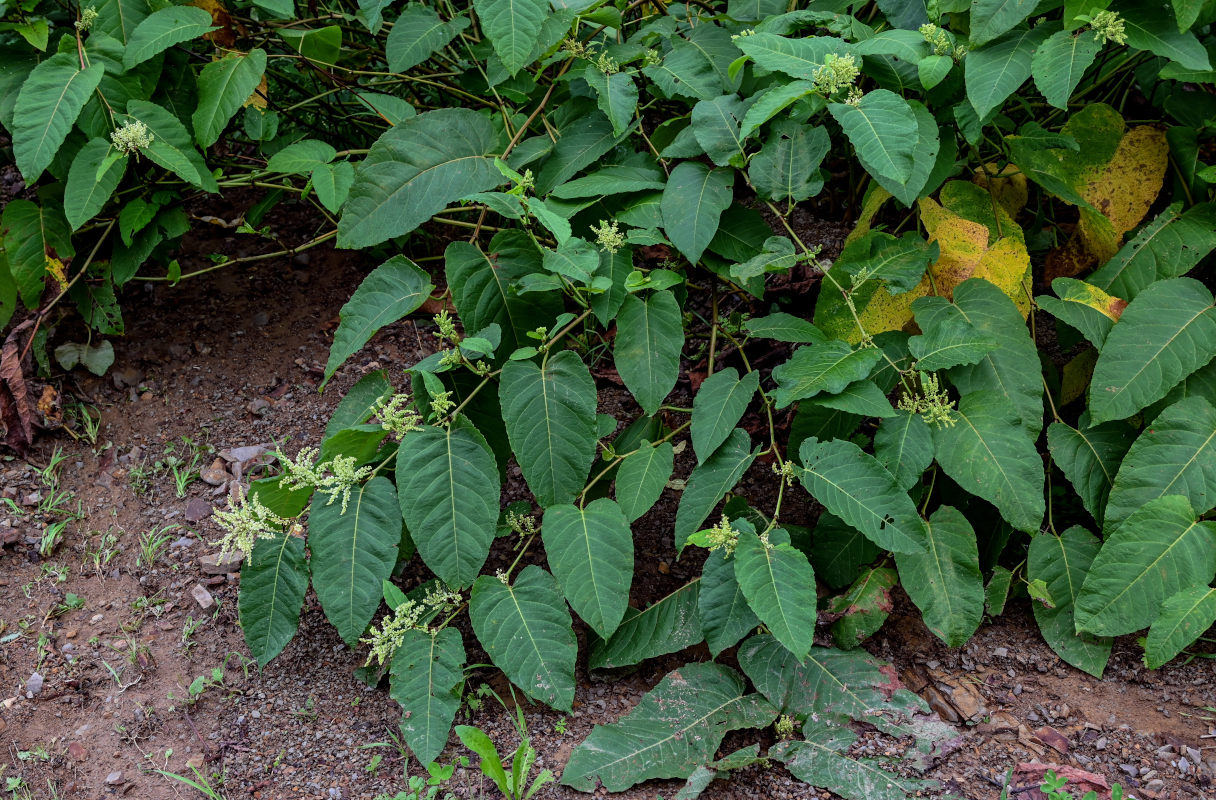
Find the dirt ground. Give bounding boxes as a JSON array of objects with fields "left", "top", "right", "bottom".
[{"left": 1, "top": 211, "right": 1214, "bottom": 800}]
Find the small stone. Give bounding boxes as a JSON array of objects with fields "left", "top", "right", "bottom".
[
  {"left": 1184, "top": 746, "right": 1201, "bottom": 763},
  {"left": 190, "top": 584, "right": 215, "bottom": 610},
  {"left": 90, "top": 613, "right": 104, "bottom": 624},
  {"left": 1119, "top": 764, "right": 1138, "bottom": 778},
  {"left": 184, "top": 498, "right": 212, "bottom": 523},
  {"left": 200, "top": 459, "right": 229, "bottom": 486},
  {"left": 1035, "top": 726, "right": 1070, "bottom": 755},
  {"left": 992, "top": 647, "right": 1008, "bottom": 658},
  {"left": 199, "top": 552, "right": 243, "bottom": 575},
  {"left": 1178, "top": 757, "right": 1191, "bottom": 773},
  {"left": 67, "top": 741, "right": 88, "bottom": 762},
  {"left": 105, "top": 771, "right": 124, "bottom": 785},
  {"left": 1145, "top": 779, "right": 1165, "bottom": 793},
  {"left": 186, "top": 755, "right": 204, "bottom": 769},
  {"left": 1095, "top": 736, "right": 1107, "bottom": 750},
  {"left": 65, "top": 629, "right": 77, "bottom": 639},
  {"left": 26, "top": 672, "right": 44, "bottom": 696}
]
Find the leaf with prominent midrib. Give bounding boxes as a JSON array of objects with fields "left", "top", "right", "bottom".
[
  {"left": 1028, "top": 527, "right": 1112, "bottom": 678},
  {"left": 542, "top": 499, "right": 633, "bottom": 639},
  {"left": 614, "top": 291, "right": 684, "bottom": 416},
  {"left": 810, "top": 513, "right": 880, "bottom": 590},
  {"left": 123, "top": 6, "right": 215, "bottom": 68},
  {"left": 386, "top": 4, "right": 467, "bottom": 72},
  {"left": 500, "top": 350, "right": 598, "bottom": 507},
  {"left": 390, "top": 627, "right": 465, "bottom": 765},
  {"left": 615, "top": 441, "right": 674, "bottom": 522},
  {"left": 970, "top": 0, "right": 1039, "bottom": 46},
  {"left": 238, "top": 533, "right": 308, "bottom": 667},
  {"left": 470, "top": 565, "right": 576, "bottom": 711},
  {"left": 1031, "top": 27, "right": 1100, "bottom": 109},
  {"left": 589, "top": 580, "right": 703, "bottom": 669},
  {"left": 660, "top": 161, "right": 734, "bottom": 263},
  {"left": 829, "top": 90, "right": 917, "bottom": 184},
  {"left": 770, "top": 342, "right": 882, "bottom": 409},
  {"left": 1046, "top": 420, "right": 1134, "bottom": 525},
  {"left": 699, "top": 550, "right": 758, "bottom": 657},
  {"left": 692, "top": 368, "right": 758, "bottom": 462},
  {"left": 675, "top": 429, "right": 756, "bottom": 549},
  {"left": 12, "top": 54, "right": 104, "bottom": 182},
  {"left": 873, "top": 410, "right": 933, "bottom": 491},
  {"left": 473, "top": 0, "right": 547, "bottom": 76},
  {"left": 908, "top": 295, "right": 997, "bottom": 371},
  {"left": 1087, "top": 203, "right": 1216, "bottom": 301},
  {"left": 1, "top": 200, "right": 74, "bottom": 310},
  {"left": 734, "top": 529, "right": 817, "bottom": 660},
  {"left": 193, "top": 49, "right": 267, "bottom": 149},
  {"left": 774, "top": 728, "right": 939, "bottom": 800},
  {"left": 65, "top": 138, "right": 127, "bottom": 231},
  {"left": 1035, "top": 277, "right": 1125, "bottom": 350},
  {"left": 1145, "top": 587, "right": 1216, "bottom": 670},
  {"left": 397, "top": 417, "right": 500, "bottom": 588},
  {"left": 309, "top": 476, "right": 400, "bottom": 645},
  {"left": 965, "top": 26, "right": 1050, "bottom": 118},
  {"left": 894, "top": 506, "right": 983, "bottom": 647}
]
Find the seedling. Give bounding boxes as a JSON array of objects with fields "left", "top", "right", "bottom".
[{"left": 136, "top": 524, "right": 179, "bottom": 568}]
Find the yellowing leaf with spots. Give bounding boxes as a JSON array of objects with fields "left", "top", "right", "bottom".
[{"left": 973, "top": 163, "right": 1028, "bottom": 220}]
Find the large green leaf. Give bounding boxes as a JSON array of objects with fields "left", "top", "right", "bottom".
[
  {"left": 691, "top": 368, "right": 758, "bottom": 462},
  {"left": 660, "top": 162, "right": 734, "bottom": 263},
  {"left": 589, "top": 580, "right": 703, "bottom": 669},
  {"left": 309, "top": 476, "right": 400, "bottom": 646},
  {"left": 970, "top": 0, "right": 1039, "bottom": 46},
  {"left": 734, "top": 529, "right": 817, "bottom": 660},
  {"left": 749, "top": 121, "right": 830, "bottom": 203},
  {"left": 470, "top": 565, "right": 576, "bottom": 711},
  {"left": 829, "top": 566, "right": 898, "bottom": 649},
  {"left": 584, "top": 67, "right": 638, "bottom": 138},
  {"left": 1028, "top": 527, "right": 1112, "bottom": 678},
  {"left": 1145, "top": 587, "right": 1216, "bottom": 669},
  {"left": 12, "top": 54, "right": 104, "bottom": 181},
  {"left": 1035, "top": 277, "right": 1122, "bottom": 349},
  {"left": 771, "top": 342, "right": 883, "bottom": 409},
  {"left": 323, "top": 256, "right": 433, "bottom": 386},
  {"left": 1087, "top": 203, "right": 1216, "bottom": 302},
  {"left": 1, "top": 199, "right": 74, "bottom": 309},
  {"left": 908, "top": 295, "right": 997, "bottom": 371},
  {"left": 542, "top": 499, "right": 633, "bottom": 638},
  {"left": 500, "top": 350, "right": 598, "bottom": 507},
  {"left": 894, "top": 506, "right": 983, "bottom": 647},
  {"left": 386, "top": 4, "right": 468, "bottom": 72},
  {"left": 691, "top": 94, "right": 749, "bottom": 167},
  {"left": 798, "top": 438, "right": 927, "bottom": 554},
  {"left": 1122, "top": 0, "right": 1211, "bottom": 70},
  {"left": 615, "top": 441, "right": 674, "bottom": 522},
  {"left": 94, "top": 0, "right": 153, "bottom": 44},
  {"left": 326, "top": 371, "right": 393, "bottom": 438},
  {"left": 674, "top": 429, "right": 756, "bottom": 549},
  {"left": 1031, "top": 27, "right": 1100, "bottom": 109},
  {"left": 933, "top": 390, "right": 1045, "bottom": 533},
  {"left": 193, "top": 48, "right": 267, "bottom": 148},
  {"left": 473, "top": 0, "right": 547, "bottom": 76},
  {"left": 733, "top": 32, "right": 846, "bottom": 80},
  {"left": 774, "top": 726, "right": 938, "bottom": 800},
  {"left": 338, "top": 108, "right": 500, "bottom": 248},
  {"left": 397, "top": 418, "right": 500, "bottom": 587},
  {"left": 828, "top": 90, "right": 917, "bottom": 184},
  {"left": 64, "top": 138, "right": 126, "bottom": 231},
  {"left": 562, "top": 663, "right": 777, "bottom": 792},
  {"left": 534, "top": 107, "right": 620, "bottom": 194},
  {"left": 873, "top": 410, "right": 933, "bottom": 491},
  {"left": 1046, "top": 420, "right": 1135, "bottom": 525},
  {"left": 1075, "top": 495, "right": 1216, "bottom": 636},
  {"left": 1102, "top": 396, "right": 1216, "bottom": 533},
  {"left": 1089, "top": 278, "right": 1216, "bottom": 424},
  {"left": 699, "top": 551, "right": 758, "bottom": 657},
  {"left": 861, "top": 101, "right": 944, "bottom": 207},
  {"left": 390, "top": 627, "right": 465, "bottom": 765},
  {"left": 614, "top": 291, "right": 684, "bottom": 416},
  {"left": 123, "top": 6, "right": 215, "bottom": 68},
  {"left": 238, "top": 533, "right": 308, "bottom": 667},
  {"left": 810, "top": 513, "right": 880, "bottom": 590},
  {"left": 965, "top": 26, "right": 1050, "bottom": 118},
  {"left": 124, "top": 100, "right": 218, "bottom": 192}
]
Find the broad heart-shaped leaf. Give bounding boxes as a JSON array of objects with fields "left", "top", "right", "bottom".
[
  {"left": 309, "top": 476, "right": 400, "bottom": 646},
  {"left": 966, "top": 26, "right": 1050, "bottom": 117},
  {"left": 390, "top": 627, "right": 466, "bottom": 766},
  {"left": 397, "top": 418, "right": 500, "bottom": 588},
  {"left": 798, "top": 438, "right": 927, "bottom": 555},
  {"left": 1086, "top": 203, "right": 1216, "bottom": 302},
  {"left": 970, "top": 0, "right": 1039, "bottom": 46},
  {"left": 874, "top": 410, "right": 933, "bottom": 491},
  {"left": 933, "top": 390, "right": 1045, "bottom": 534},
  {"left": 65, "top": 138, "right": 126, "bottom": 231},
  {"left": 470, "top": 565, "right": 576, "bottom": 711},
  {"left": 660, "top": 162, "right": 734, "bottom": 263},
  {"left": 123, "top": 6, "right": 214, "bottom": 68},
  {"left": 1028, "top": 528, "right": 1112, "bottom": 678},
  {"left": 1, "top": 199, "right": 74, "bottom": 312},
  {"left": 1088, "top": 278, "right": 1216, "bottom": 424},
  {"left": 500, "top": 350, "right": 598, "bottom": 507},
  {"left": 770, "top": 342, "right": 882, "bottom": 409},
  {"left": 773, "top": 728, "right": 939, "bottom": 800},
  {"left": 1145, "top": 587, "right": 1216, "bottom": 669},
  {"left": 561, "top": 663, "right": 777, "bottom": 792},
  {"left": 542, "top": 499, "right": 633, "bottom": 639},
  {"left": 473, "top": 0, "right": 547, "bottom": 76},
  {"left": 692, "top": 368, "right": 758, "bottom": 462},
  {"left": 338, "top": 108, "right": 500, "bottom": 248},
  {"left": 700, "top": 551, "right": 758, "bottom": 657},
  {"left": 894, "top": 506, "right": 983, "bottom": 647},
  {"left": 749, "top": 121, "right": 830, "bottom": 203},
  {"left": 1036, "top": 277, "right": 1126, "bottom": 350},
  {"left": 193, "top": 49, "right": 267, "bottom": 149},
  {"left": 675, "top": 429, "right": 756, "bottom": 550},
  {"left": 614, "top": 291, "right": 684, "bottom": 416},
  {"left": 1046, "top": 420, "right": 1135, "bottom": 526},
  {"left": 734, "top": 529, "right": 817, "bottom": 660},
  {"left": 1031, "top": 27, "right": 1100, "bottom": 109},
  {"left": 322, "top": 256, "right": 433, "bottom": 386},
  {"left": 908, "top": 295, "right": 997, "bottom": 371},
  {"left": 828, "top": 90, "right": 917, "bottom": 185},
  {"left": 589, "top": 580, "right": 703, "bottom": 669},
  {"left": 238, "top": 533, "right": 308, "bottom": 667},
  {"left": 124, "top": 100, "right": 218, "bottom": 193},
  {"left": 386, "top": 4, "right": 467, "bottom": 72},
  {"left": 615, "top": 441, "right": 674, "bottom": 522},
  {"left": 12, "top": 54, "right": 104, "bottom": 182},
  {"left": 1076, "top": 495, "right": 1216, "bottom": 636},
  {"left": 1102, "top": 396, "right": 1216, "bottom": 534}
]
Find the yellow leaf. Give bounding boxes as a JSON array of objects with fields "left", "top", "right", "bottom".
[
  {"left": 45, "top": 256, "right": 67, "bottom": 291},
  {"left": 973, "top": 163, "right": 1028, "bottom": 220},
  {"left": 1051, "top": 277, "right": 1127, "bottom": 321},
  {"left": 843, "top": 185, "right": 892, "bottom": 247},
  {"left": 245, "top": 73, "right": 269, "bottom": 109}
]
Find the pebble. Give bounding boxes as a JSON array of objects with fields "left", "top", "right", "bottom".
[
  {"left": 1095, "top": 736, "right": 1107, "bottom": 750},
  {"left": 25, "top": 672, "right": 44, "bottom": 696},
  {"left": 1119, "top": 764, "right": 1138, "bottom": 778},
  {"left": 191, "top": 583, "right": 215, "bottom": 610},
  {"left": 992, "top": 647, "right": 1008, "bottom": 658},
  {"left": 199, "top": 552, "right": 243, "bottom": 574},
  {"left": 105, "top": 771, "right": 124, "bottom": 785}
]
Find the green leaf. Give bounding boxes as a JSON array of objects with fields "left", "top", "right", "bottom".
[
  {"left": 123, "top": 6, "right": 215, "bottom": 69},
  {"left": 774, "top": 726, "right": 939, "bottom": 800},
  {"left": 543, "top": 237, "right": 598, "bottom": 284},
  {"left": 542, "top": 499, "right": 634, "bottom": 639},
  {"left": 770, "top": 342, "right": 883, "bottom": 409},
  {"left": 749, "top": 121, "right": 830, "bottom": 203},
  {"left": 734, "top": 32, "right": 847, "bottom": 80},
  {"left": 965, "top": 26, "right": 1050, "bottom": 118},
  {"left": 1088, "top": 278, "right": 1216, "bottom": 424},
  {"left": 986, "top": 565, "right": 1014, "bottom": 617},
  {"left": 474, "top": 0, "right": 547, "bottom": 76},
  {"left": 312, "top": 162, "right": 355, "bottom": 213},
  {"left": 338, "top": 108, "right": 500, "bottom": 248},
  {"left": 470, "top": 565, "right": 576, "bottom": 711},
  {"left": 829, "top": 566, "right": 898, "bottom": 649},
  {"left": 1122, "top": 0, "right": 1211, "bottom": 71},
  {"left": 1145, "top": 587, "right": 1216, "bottom": 669},
  {"left": 238, "top": 533, "right": 308, "bottom": 667},
  {"left": 691, "top": 94, "right": 749, "bottom": 167},
  {"left": 692, "top": 368, "right": 758, "bottom": 462},
  {"left": 391, "top": 628, "right": 465, "bottom": 765},
  {"left": 386, "top": 4, "right": 467, "bottom": 72},
  {"left": 860, "top": 101, "right": 943, "bottom": 207},
  {"left": 309, "top": 476, "right": 400, "bottom": 646},
  {"left": 614, "top": 291, "right": 685, "bottom": 416},
  {"left": 675, "top": 429, "right": 756, "bottom": 550},
  {"left": 874, "top": 410, "right": 933, "bottom": 491},
  {"left": 744, "top": 313, "right": 827, "bottom": 344},
  {"left": 1087, "top": 203, "right": 1216, "bottom": 301},
  {"left": 590, "top": 246, "right": 632, "bottom": 325},
  {"left": 908, "top": 295, "right": 998, "bottom": 371},
  {"left": 645, "top": 31, "right": 732, "bottom": 101},
  {"left": 1046, "top": 420, "right": 1134, "bottom": 525},
  {"left": 810, "top": 513, "right": 881, "bottom": 590},
  {"left": 828, "top": 90, "right": 918, "bottom": 185},
  {"left": 738, "top": 80, "right": 817, "bottom": 140},
  {"left": 589, "top": 580, "right": 703, "bottom": 669},
  {"left": 267, "top": 140, "right": 336, "bottom": 174},
  {"left": 1028, "top": 527, "right": 1112, "bottom": 677},
  {"left": 500, "top": 350, "right": 599, "bottom": 507},
  {"left": 549, "top": 163, "right": 665, "bottom": 200},
  {"left": 583, "top": 67, "right": 638, "bottom": 138},
  {"left": 918, "top": 54, "right": 954, "bottom": 89},
  {"left": 193, "top": 49, "right": 267, "bottom": 149},
  {"left": 562, "top": 663, "right": 776, "bottom": 792},
  {"left": 1102, "top": 396, "right": 1216, "bottom": 534},
  {"left": 534, "top": 109, "right": 620, "bottom": 194},
  {"left": 323, "top": 256, "right": 433, "bottom": 386},
  {"left": 1032, "top": 28, "right": 1100, "bottom": 109},
  {"left": 65, "top": 138, "right": 126, "bottom": 231},
  {"left": 734, "top": 529, "right": 817, "bottom": 660},
  {"left": 94, "top": 0, "right": 154, "bottom": 44},
  {"left": 798, "top": 438, "right": 927, "bottom": 554},
  {"left": 1076, "top": 495, "right": 1216, "bottom": 636},
  {"left": 326, "top": 371, "right": 392, "bottom": 438},
  {"left": 894, "top": 506, "right": 983, "bottom": 647},
  {"left": 699, "top": 550, "right": 759, "bottom": 657},
  {"left": 615, "top": 441, "right": 674, "bottom": 523},
  {"left": 397, "top": 418, "right": 500, "bottom": 587},
  {"left": 1036, "top": 277, "right": 1123, "bottom": 349},
  {"left": 12, "top": 54, "right": 104, "bottom": 181},
  {"left": 970, "top": 0, "right": 1039, "bottom": 46},
  {"left": 454, "top": 726, "right": 509, "bottom": 796},
  {"left": 125, "top": 100, "right": 217, "bottom": 192},
  {"left": 660, "top": 162, "right": 734, "bottom": 264},
  {"left": 54, "top": 341, "right": 115, "bottom": 376},
  {"left": 1, "top": 199, "right": 74, "bottom": 309}
]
